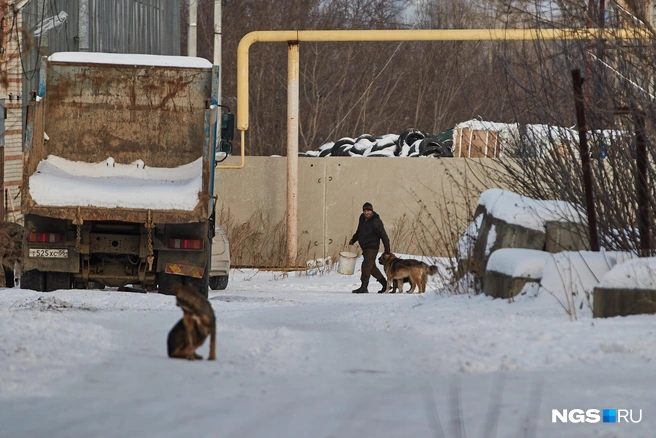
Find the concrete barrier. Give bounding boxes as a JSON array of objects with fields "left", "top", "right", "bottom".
[
  {"left": 593, "top": 288, "right": 656, "bottom": 318},
  {"left": 215, "top": 156, "right": 502, "bottom": 267}
]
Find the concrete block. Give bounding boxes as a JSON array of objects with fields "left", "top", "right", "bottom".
[
  {"left": 483, "top": 270, "right": 538, "bottom": 299},
  {"left": 472, "top": 213, "right": 546, "bottom": 279},
  {"left": 593, "top": 287, "right": 656, "bottom": 318},
  {"left": 545, "top": 221, "right": 590, "bottom": 253}
]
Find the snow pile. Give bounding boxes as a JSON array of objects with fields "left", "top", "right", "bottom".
[
  {"left": 303, "top": 128, "right": 453, "bottom": 158},
  {"left": 599, "top": 256, "right": 656, "bottom": 289},
  {"left": 2, "top": 255, "right": 656, "bottom": 437},
  {"left": 486, "top": 248, "right": 552, "bottom": 278},
  {"left": 478, "top": 188, "right": 585, "bottom": 231},
  {"left": 535, "top": 250, "right": 637, "bottom": 317},
  {"left": 29, "top": 155, "right": 203, "bottom": 210}
]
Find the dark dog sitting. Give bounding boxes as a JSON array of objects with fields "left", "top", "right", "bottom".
[
  {"left": 168, "top": 318, "right": 207, "bottom": 360},
  {"left": 167, "top": 284, "right": 216, "bottom": 360}
]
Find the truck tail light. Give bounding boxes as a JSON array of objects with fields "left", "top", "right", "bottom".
[
  {"left": 27, "top": 232, "right": 62, "bottom": 243},
  {"left": 169, "top": 239, "right": 203, "bottom": 250}
]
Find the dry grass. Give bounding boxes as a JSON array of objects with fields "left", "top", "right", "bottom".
[
  {"left": 400, "top": 160, "right": 503, "bottom": 292},
  {"left": 217, "top": 206, "right": 315, "bottom": 269}
]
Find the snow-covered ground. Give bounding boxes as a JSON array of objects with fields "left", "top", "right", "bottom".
[{"left": 1, "top": 256, "right": 654, "bottom": 438}]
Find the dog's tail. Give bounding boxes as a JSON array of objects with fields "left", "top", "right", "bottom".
[{"left": 428, "top": 265, "right": 438, "bottom": 276}]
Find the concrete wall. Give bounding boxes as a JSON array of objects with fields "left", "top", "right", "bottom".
[{"left": 215, "top": 156, "right": 503, "bottom": 267}]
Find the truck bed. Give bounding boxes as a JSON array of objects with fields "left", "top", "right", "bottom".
[{"left": 22, "top": 52, "right": 218, "bottom": 225}]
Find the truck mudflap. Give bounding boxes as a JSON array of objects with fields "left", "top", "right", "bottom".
[{"left": 164, "top": 263, "right": 205, "bottom": 279}]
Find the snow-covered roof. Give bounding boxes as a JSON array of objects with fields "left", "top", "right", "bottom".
[
  {"left": 29, "top": 155, "right": 203, "bottom": 211},
  {"left": 478, "top": 188, "right": 585, "bottom": 231},
  {"left": 48, "top": 52, "right": 213, "bottom": 69},
  {"left": 455, "top": 119, "right": 517, "bottom": 132}
]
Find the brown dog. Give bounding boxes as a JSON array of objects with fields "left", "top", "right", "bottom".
[
  {"left": 167, "top": 283, "right": 216, "bottom": 360},
  {"left": 378, "top": 253, "right": 438, "bottom": 294}
]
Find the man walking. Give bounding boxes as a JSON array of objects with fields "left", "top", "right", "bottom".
[{"left": 349, "top": 202, "right": 390, "bottom": 294}]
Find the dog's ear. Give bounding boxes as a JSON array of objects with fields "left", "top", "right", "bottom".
[{"left": 172, "top": 283, "right": 183, "bottom": 296}]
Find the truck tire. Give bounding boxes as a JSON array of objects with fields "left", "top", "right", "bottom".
[
  {"left": 21, "top": 269, "right": 45, "bottom": 291},
  {"left": 210, "top": 275, "right": 229, "bottom": 291},
  {"left": 185, "top": 267, "right": 210, "bottom": 298},
  {"left": 4, "top": 267, "right": 15, "bottom": 288},
  {"left": 157, "top": 272, "right": 178, "bottom": 296},
  {"left": 45, "top": 272, "right": 71, "bottom": 292}
]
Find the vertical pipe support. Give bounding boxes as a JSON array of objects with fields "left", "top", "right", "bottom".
[
  {"left": 572, "top": 69, "right": 600, "bottom": 251},
  {"left": 287, "top": 41, "right": 299, "bottom": 267},
  {"left": 188, "top": 0, "right": 197, "bottom": 57},
  {"left": 213, "top": 0, "right": 222, "bottom": 67}
]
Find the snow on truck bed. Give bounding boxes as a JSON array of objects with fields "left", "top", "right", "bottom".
[{"left": 29, "top": 155, "right": 203, "bottom": 211}]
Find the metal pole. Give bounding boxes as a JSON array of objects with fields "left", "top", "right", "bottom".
[
  {"left": 79, "top": 0, "right": 90, "bottom": 51},
  {"left": 634, "top": 111, "right": 650, "bottom": 257},
  {"left": 188, "top": 0, "right": 197, "bottom": 57},
  {"left": 286, "top": 41, "right": 299, "bottom": 267},
  {"left": 213, "top": 0, "right": 221, "bottom": 66},
  {"left": 214, "top": 0, "right": 222, "bottom": 103},
  {"left": 572, "top": 69, "right": 600, "bottom": 251}
]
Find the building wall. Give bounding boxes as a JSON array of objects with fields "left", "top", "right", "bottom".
[{"left": 3, "top": 5, "right": 23, "bottom": 222}]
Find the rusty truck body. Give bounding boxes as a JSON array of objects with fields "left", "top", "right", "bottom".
[{"left": 21, "top": 52, "right": 222, "bottom": 296}]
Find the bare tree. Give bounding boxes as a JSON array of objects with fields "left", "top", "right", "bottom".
[
  {"left": 483, "top": 0, "right": 656, "bottom": 254},
  {"left": 214, "top": 0, "right": 512, "bottom": 155}
]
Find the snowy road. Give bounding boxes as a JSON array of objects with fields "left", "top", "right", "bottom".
[{"left": 1, "top": 267, "right": 654, "bottom": 438}]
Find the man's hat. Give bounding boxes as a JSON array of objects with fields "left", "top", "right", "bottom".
[{"left": 362, "top": 202, "right": 373, "bottom": 211}]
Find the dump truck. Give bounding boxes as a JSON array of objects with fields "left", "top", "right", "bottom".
[{"left": 21, "top": 52, "right": 232, "bottom": 297}]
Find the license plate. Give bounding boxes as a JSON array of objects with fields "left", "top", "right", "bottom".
[{"left": 29, "top": 248, "right": 68, "bottom": 258}]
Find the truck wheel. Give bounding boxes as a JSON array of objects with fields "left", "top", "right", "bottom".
[
  {"left": 21, "top": 269, "right": 45, "bottom": 291},
  {"left": 87, "top": 281, "right": 106, "bottom": 290},
  {"left": 45, "top": 272, "right": 71, "bottom": 292},
  {"left": 4, "top": 267, "right": 15, "bottom": 288},
  {"left": 209, "top": 275, "right": 229, "bottom": 291},
  {"left": 185, "top": 269, "right": 209, "bottom": 298},
  {"left": 157, "top": 272, "right": 179, "bottom": 296}
]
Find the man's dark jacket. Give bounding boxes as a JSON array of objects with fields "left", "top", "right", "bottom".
[{"left": 351, "top": 211, "right": 390, "bottom": 253}]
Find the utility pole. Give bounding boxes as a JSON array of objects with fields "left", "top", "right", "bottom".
[{"left": 572, "top": 69, "right": 600, "bottom": 252}]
